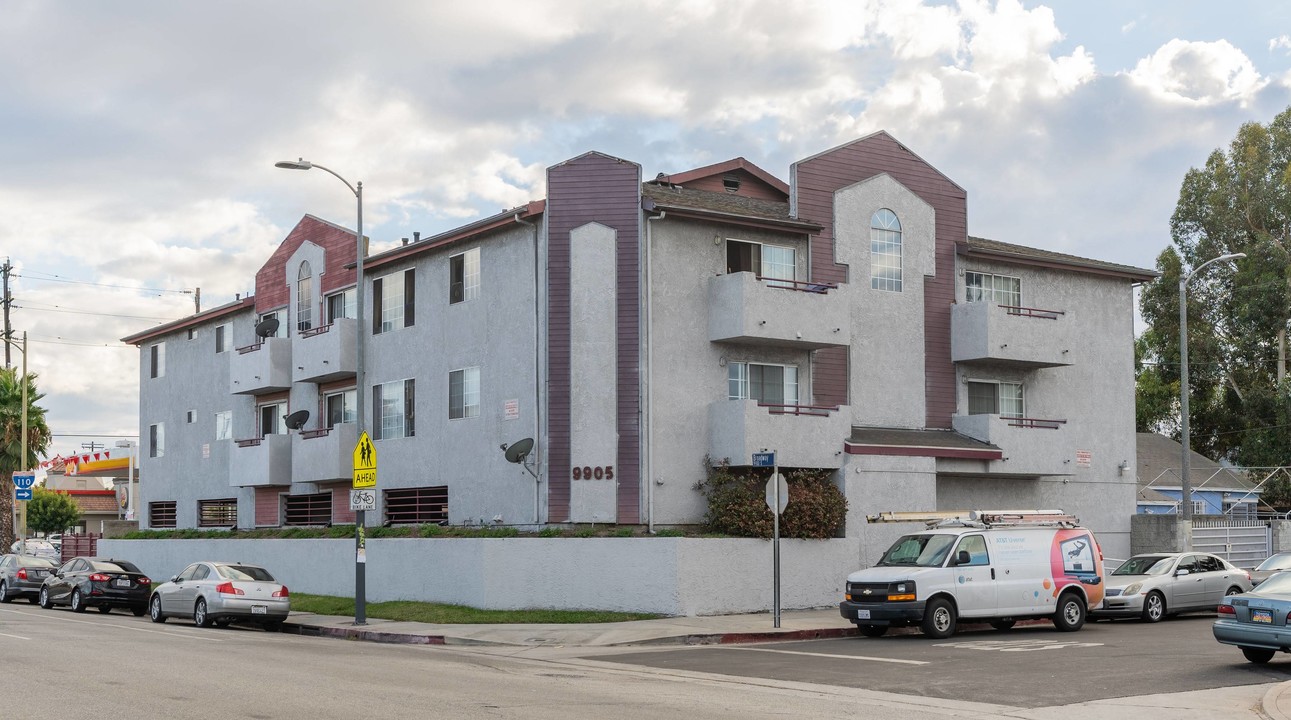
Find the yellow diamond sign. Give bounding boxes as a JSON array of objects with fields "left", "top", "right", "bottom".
[{"left": 353, "top": 431, "right": 377, "bottom": 488}]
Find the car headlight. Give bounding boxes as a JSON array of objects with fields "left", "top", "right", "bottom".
[
  {"left": 888, "top": 581, "right": 916, "bottom": 602},
  {"left": 1123, "top": 582, "right": 1142, "bottom": 596}
]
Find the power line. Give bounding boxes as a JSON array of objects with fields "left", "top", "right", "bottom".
[
  {"left": 15, "top": 271, "right": 193, "bottom": 295},
  {"left": 27, "top": 338, "right": 133, "bottom": 349},
  {"left": 12, "top": 304, "right": 179, "bottom": 322}
]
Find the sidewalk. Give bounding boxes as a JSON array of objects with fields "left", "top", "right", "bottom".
[{"left": 280, "top": 607, "right": 1291, "bottom": 717}]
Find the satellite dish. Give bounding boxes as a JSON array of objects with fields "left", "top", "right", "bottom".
[
  {"left": 503, "top": 437, "right": 534, "bottom": 464},
  {"left": 283, "top": 410, "right": 310, "bottom": 431},
  {"left": 255, "top": 316, "right": 280, "bottom": 338}
]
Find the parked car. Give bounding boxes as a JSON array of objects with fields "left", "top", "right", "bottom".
[
  {"left": 39, "top": 557, "right": 151, "bottom": 615},
  {"left": 10, "top": 539, "right": 59, "bottom": 562},
  {"left": 1250, "top": 553, "right": 1291, "bottom": 586},
  {"left": 1215, "top": 571, "right": 1291, "bottom": 663},
  {"left": 1093, "top": 552, "right": 1252, "bottom": 622},
  {"left": 0, "top": 554, "right": 58, "bottom": 603},
  {"left": 149, "top": 561, "right": 289, "bottom": 631}
]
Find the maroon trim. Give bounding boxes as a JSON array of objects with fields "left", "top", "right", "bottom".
[
  {"left": 957, "top": 244, "right": 1158, "bottom": 282},
  {"left": 546, "top": 153, "right": 643, "bottom": 523},
  {"left": 844, "top": 442, "right": 1004, "bottom": 460},
  {"left": 121, "top": 297, "right": 253, "bottom": 345},
  {"left": 363, "top": 201, "right": 546, "bottom": 272}
]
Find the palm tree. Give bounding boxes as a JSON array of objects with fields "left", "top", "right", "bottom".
[{"left": 0, "top": 367, "right": 51, "bottom": 549}]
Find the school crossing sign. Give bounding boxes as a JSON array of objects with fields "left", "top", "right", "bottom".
[{"left": 352, "top": 432, "right": 377, "bottom": 489}]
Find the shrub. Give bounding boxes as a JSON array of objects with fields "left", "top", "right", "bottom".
[{"left": 695, "top": 458, "right": 847, "bottom": 539}]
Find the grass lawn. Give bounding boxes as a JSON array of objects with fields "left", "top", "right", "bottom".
[{"left": 290, "top": 593, "right": 663, "bottom": 624}]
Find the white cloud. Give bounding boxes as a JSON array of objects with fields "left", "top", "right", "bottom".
[
  {"left": 1128, "top": 39, "right": 1267, "bottom": 105},
  {"left": 1271, "top": 35, "right": 1291, "bottom": 53}
]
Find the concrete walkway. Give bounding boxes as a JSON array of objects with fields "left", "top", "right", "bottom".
[{"left": 280, "top": 607, "right": 1291, "bottom": 717}]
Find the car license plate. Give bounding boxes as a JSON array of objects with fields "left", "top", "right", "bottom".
[
  {"left": 856, "top": 609, "right": 870, "bottom": 620},
  {"left": 33, "top": 570, "right": 46, "bottom": 578},
  {"left": 114, "top": 579, "right": 130, "bottom": 588},
  {"left": 252, "top": 605, "right": 268, "bottom": 615},
  {"left": 1253, "top": 609, "right": 1273, "bottom": 624}
]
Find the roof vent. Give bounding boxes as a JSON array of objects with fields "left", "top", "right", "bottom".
[
  {"left": 414, "top": 231, "right": 421, "bottom": 242},
  {"left": 723, "top": 175, "right": 740, "bottom": 193}
]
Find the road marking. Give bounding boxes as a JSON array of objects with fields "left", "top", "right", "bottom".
[
  {"left": 933, "top": 639, "right": 1103, "bottom": 652},
  {"left": 731, "top": 647, "right": 929, "bottom": 665},
  {"left": 0, "top": 607, "right": 224, "bottom": 642},
  {"left": 0, "top": 630, "right": 31, "bottom": 640}
]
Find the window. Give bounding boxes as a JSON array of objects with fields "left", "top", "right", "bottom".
[
  {"left": 967, "top": 381, "right": 1024, "bottom": 418},
  {"left": 284, "top": 493, "right": 331, "bottom": 526},
  {"left": 215, "top": 411, "right": 232, "bottom": 441},
  {"left": 150, "top": 343, "right": 165, "bottom": 378},
  {"left": 296, "top": 261, "right": 313, "bottom": 332},
  {"left": 374, "top": 379, "right": 415, "bottom": 439},
  {"left": 384, "top": 486, "right": 448, "bottom": 525},
  {"left": 954, "top": 535, "right": 990, "bottom": 566},
  {"left": 198, "top": 498, "right": 237, "bottom": 528},
  {"left": 966, "top": 272, "right": 1021, "bottom": 307},
  {"left": 726, "top": 239, "right": 795, "bottom": 286},
  {"left": 259, "top": 402, "right": 285, "bottom": 437},
  {"left": 870, "top": 208, "right": 902, "bottom": 292},
  {"left": 258, "top": 311, "right": 284, "bottom": 338},
  {"left": 149, "top": 501, "right": 177, "bottom": 528},
  {"left": 372, "top": 269, "right": 415, "bottom": 333},
  {"left": 215, "top": 323, "right": 229, "bottom": 353},
  {"left": 449, "top": 368, "right": 480, "bottom": 420},
  {"left": 728, "top": 362, "right": 798, "bottom": 405},
  {"left": 186, "top": 410, "right": 196, "bottom": 424},
  {"left": 325, "top": 389, "right": 357, "bottom": 428},
  {"left": 186, "top": 329, "right": 195, "bottom": 340},
  {"left": 326, "top": 288, "right": 356, "bottom": 323},
  {"left": 450, "top": 248, "right": 480, "bottom": 304},
  {"left": 149, "top": 423, "right": 165, "bottom": 458}
]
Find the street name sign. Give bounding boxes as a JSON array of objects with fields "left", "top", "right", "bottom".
[{"left": 752, "top": 452, "right": 775, "bottom": 468}]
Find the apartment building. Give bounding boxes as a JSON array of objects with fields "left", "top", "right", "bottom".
[{"left": 123, "top": 131, "right": 1153, "bottom": 558}]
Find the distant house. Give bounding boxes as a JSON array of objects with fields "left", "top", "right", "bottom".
[{"left": 1135, "top": 432, "right": 1260, "bottom": 517}]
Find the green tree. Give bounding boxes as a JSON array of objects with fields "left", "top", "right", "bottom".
[
  {"left": 26, "top": 486, "right": 80, "bottom": 536},
  {"left": 1137, "top": 105, "right": 1291, "bottom": 468},
  {"left": 0, "top": 367, "right": 52, "bottom": 548}
]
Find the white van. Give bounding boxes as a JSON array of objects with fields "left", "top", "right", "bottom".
[{"left": 839, "top": 510, "right": 1106, "bottom": 639}]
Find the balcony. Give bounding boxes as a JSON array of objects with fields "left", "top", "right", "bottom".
[
  {"left": 292, "top": 319, "right": 358, "bottom": 384},
  {"left": 230, "top": 337, "right": 292, "bottom": 395},
  {"left": 708, "top": 273, "right": 850, "bottom": 349},
  {"left": 229, "top": 434, "right": 292, "bottom": 487},
  {"left": 950, "top": 414, "right": 1074, "bottom": 477},
  {"left": 951, "top": 302, "right": 1073, "bottom": 368},
  {"left": 291, "top": 423, "right": 358, "bottom": 484},
  {"left": 709, "top": 399, "right": 852, "bottom": 469}
]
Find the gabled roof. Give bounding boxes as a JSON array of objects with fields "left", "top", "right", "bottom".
[
  {"left": 793, "top": 130, "right": 967, "bottom": 194},
  {"left": 363, "top": 201, "right": 545, "bottom": 272},
  {"left": 1135, "top": 432, "right": 1257, "bottom": 493},
  {"left": 121, "top": 296, "right": 254, "bottom": 346},
  {"left": 960, "top": 236, "right": 1158, "bottom": 282},
  {"left": 641, "top": 183, "right": 820, "bottom": 232},
  {"left": 654, "top": 157, "right": 790, "bottom": 197}
]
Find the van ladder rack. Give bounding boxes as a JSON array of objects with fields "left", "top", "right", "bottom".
[{"left": 867, "top": 509, "right": 1080, "bottom": 528}]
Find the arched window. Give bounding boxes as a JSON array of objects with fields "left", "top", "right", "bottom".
[
  {"left": 297, "top": 261, "right": 313, "bottom": 332},
  {"left": 870, "top": 209, "right": 902, "bottom": 292}
]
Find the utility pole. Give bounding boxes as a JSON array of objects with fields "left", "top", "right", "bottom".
[{"left": 2, "top": 258, "right": 11, "bottom": 369}]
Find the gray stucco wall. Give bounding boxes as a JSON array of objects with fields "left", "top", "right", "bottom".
[
  {"left": 569, "top": 222, "right": 619, "bottom": 522},
  {"left": 99, "top": 536, "right": 859, "bottom": 616}
]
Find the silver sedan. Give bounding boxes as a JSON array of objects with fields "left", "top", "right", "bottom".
[
  {"left": 1093, "top": 552, "right": 1252, "bottom": 622},
  {"left": 148, "top": 561, "right": 290, "bottom": 630}
]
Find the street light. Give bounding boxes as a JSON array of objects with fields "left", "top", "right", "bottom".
[
  {"left": 1179, "top": 252, "right": 1245, "bottom": 529},
  {"left": 276, "top": 158, "right": 368, "bottom": 625}
]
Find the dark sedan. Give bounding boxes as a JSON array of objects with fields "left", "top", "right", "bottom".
[
  {"left": 39, "top": 557, "right": 151, "bottom": 616},
  {"left": 0, "top": 554, "right": 58, "bottom": 603}
]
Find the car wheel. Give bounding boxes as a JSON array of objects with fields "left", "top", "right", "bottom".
[
  {"left": 1141, "top": 591, "right": 1166, "bottom": 623},
  {"left": 70, "top": 589, "right": 86, "bottom": 613},
  {"left": 97, "top": 606, "right": 112, "bottom": 614},
  {"left": 38, "top": 587, "right": 52, "bottom": 609},
  {"left": 1053, "top": 592, "right": 1086, "bottom": 632},
  {"left": 131, "top": 605, "right": 147, "bottom": 617},
  {"left": 149, "top": 595, "right": 166, "bottom": 624},
  {"left": 1225, "top": 586, "right": 1243, "bottom": 597},
  {"left": 921, "top": 597, "right": 957, "bottom": 639},
  {"left": 214, "top": 618, "right": 231, "bottom": 628},
  {"left": 857, "top": 624, "right": 887, "bottom": 638},
  {"left": 262, "top": 620, "right": 283, "bottom": 632},
  {"left": 1242, "top": 647, "right": 1276, "bottom": 664},
  {"left": 990, "top": 620, "right": 1016, "bottom": 631},
  {"left": 194, "top": 598, "right": 212, "bottom": 628},
  {"left": 0, "top": 580, "right": 10, "bottom": 603}
]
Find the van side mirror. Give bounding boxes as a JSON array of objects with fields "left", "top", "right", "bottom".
[{"left": 954, "top": 550, "right": 972, "bottom": 566}]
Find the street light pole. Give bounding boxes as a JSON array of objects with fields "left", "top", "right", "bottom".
[
  {"left": 276, "top": 159, "right": 367, "bottom": 625},
  {"left": 1179, "top": 252, "right": 1245, "bottom": 530}
]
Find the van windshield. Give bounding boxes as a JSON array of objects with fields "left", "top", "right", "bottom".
[{"left": 877, "top": 534, "right": 956, "bottom": 567}]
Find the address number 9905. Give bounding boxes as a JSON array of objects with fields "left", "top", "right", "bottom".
[{"left": 572, "top": 465, "right": 614, "bottom": 480}]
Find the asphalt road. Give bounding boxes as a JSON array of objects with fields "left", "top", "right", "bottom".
[{"left": 594, "top": 614, "right": 1291, "bottom": 708}]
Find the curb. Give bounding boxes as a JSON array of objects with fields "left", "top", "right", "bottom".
[
  {"left": 283, "top": 622, "right": 446, "bottom": 645},
  {"left": 1263, "top": 681, "right": 1291, "bottom": 720}
]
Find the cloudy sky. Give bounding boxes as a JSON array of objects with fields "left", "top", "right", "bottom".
[{"left": 4, "top": 0, "right": 1291, "bottom": 461}]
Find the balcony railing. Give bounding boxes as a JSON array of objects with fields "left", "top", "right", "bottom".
[
  {"left": 708, "top": 272, "right": 850, "bottom": 349},
  {"left": 951, "top": 301, "right": 1074, "bottom": 368},
  {"left": 759, "top": 402, "right": 839, "bottom": 417}
]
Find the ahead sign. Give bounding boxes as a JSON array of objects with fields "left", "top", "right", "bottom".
[{"left": 352, "top": 432, "right": 377, "bottom": 489}]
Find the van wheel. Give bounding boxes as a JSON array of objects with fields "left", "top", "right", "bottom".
[
  {"left": 1242, "top": 647, "right": 1276, "bottom": 664},
  {"left": 921, "top": 597, "right": 957, "bottom": 639},
  {"left": 989, "top": 620, "right": 1016, "bottom": 631},
  {"left": 1053, "top": 592, "right": 1086, "bottom": 632},
  {"left": 857, "top": 624, "right": 887, "bottom": 638}
]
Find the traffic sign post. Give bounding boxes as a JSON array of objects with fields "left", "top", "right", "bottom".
[
  {"left": 757, "top": 453, "right": 787, "bottom": 628},
  {"left": 352, "top": 431, "right": 378, "bottom": 625}
]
